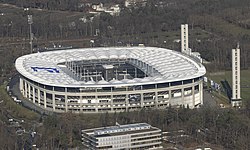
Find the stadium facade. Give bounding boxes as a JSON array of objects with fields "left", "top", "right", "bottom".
[{"left": 15, "top": 47, "right": 206, "bottom": 113}]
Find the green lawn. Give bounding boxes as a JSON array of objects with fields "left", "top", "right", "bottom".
[
  {"left": 206, "top": 69, "right": 250, "bottom": 101},
  {"left": 0, "top": 85, "right": 39, "bottom": 121}
]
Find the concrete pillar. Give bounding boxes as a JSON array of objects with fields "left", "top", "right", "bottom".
[
  {"left": 155, "top": 91, "right": 158, "bottom": 108},
  {"left": 140, "top": 93, "right": 144, "bottom": 108},
  {"left": 44, "top": 91, "right": 47, "bottom": 109},
  {"left": 65, "top": 88, "right": 68, "bottom": 112},
  {"left": 52, "top": 87, "right": 55, "bottom": 111},
  {"left": 192, "top": 86, "right": 195, "bottom": 108},
  {"left": 19, "top": 78, "right": 23, "bottom": 94},
  {"left": 24, "top": 80, "right": 27, "bottom": 98},
  {"left": 28, "top": 84, "right": 31, "bottom": 99},
  {"left": 154, "top": 84, "right": 158, "bottom": 107},
  {"left": 125, "top": 94, "right": 129, "bottom": 111},
  {"left": 37, "top": 89, "right": 41, "bottom": 106},
  {"left": 80, "top": 96, "right": 83, "bottom": 112},
  {"left": 135, "top": 68, "right": 137, "bottom": 78},
  {"left": 52, "top": 94, "right": 55, "bottom": 111},
  {"left": 33, "top": 87, "right": 35, "bottom": 103},
  {"left": 169, "top": 90, "right": 172, "bottom": 106},
  {"left": 65, "top": 95, "right": 68, "bottom": 112},
  {"left": 95, "top": 95, "right": 98, "bottom": 112},
  {"left": 111, "top": 94, "right": 114, "bottom": 112},
  {"left": 105, "top": 70, "right": 108, "bottom": 80},
  {"left": 200, "top": 81, "right": 203, "bottom": 105},
  {"left": 181, "top": 88, "right": 184, "bottom": 107}
]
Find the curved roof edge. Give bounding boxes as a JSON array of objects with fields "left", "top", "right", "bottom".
[{"left": 15, "top": 47, "right": 206, "bottom": 88}]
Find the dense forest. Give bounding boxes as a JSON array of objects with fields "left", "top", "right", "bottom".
[
  {"left": 1, "top": 100, "right": 250, "bottom": 149},
  {"left": 21, "top": 106, "right": 246, "bottom": 149},
  {"left": 1, "top": 0, "right": 250, "bottom": 149}
]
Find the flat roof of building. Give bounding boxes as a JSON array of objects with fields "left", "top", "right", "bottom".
[
  {"left": 15, "top": 47, "right": 206, "bottom": 87},
  {"left": 82, "top": 123, "right": 161, "bottom": 137}
]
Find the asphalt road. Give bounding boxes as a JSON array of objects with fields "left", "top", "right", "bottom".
[
  {"left": 203, "top": 90, "right": 218, "bottom": 108},
  {"left": 8, "top": 74, "right": 52, "bottom": 115}
]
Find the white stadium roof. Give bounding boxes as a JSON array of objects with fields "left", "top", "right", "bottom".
[{"left": 15, "top": 47, "right": 206, "bottom": 87}]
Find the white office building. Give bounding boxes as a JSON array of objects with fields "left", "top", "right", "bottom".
[{"left": 82, "top": 123, "right": 162, "bottom": 150}]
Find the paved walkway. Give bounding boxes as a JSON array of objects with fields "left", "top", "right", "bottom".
[{"left": 203, "top": 90, "right": 219, "bottom": 108}]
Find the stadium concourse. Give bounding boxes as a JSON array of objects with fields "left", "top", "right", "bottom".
[{"left": 15, "top": 47, "right": 206, "bottom": 113}]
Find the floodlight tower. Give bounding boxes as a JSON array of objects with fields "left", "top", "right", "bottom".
[
  {"left": 181, "top": 24, "right": 191, "bottom": 55},
  {"left": 231, "top": 43, "right": 241, "bottom": 107},
  {"left": 27, "top": 14, "right": 33, "bottom": 53},
  {"left": 24, "top": 8, "right": 33, "bottom": 54}
]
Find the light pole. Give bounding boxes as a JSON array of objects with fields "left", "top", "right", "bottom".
[
  {"left": 27, "top": 14, "right": 33, "bottom": 53},
  {"left": 163, "top": 40, "right": 167, "bottom": 48}
]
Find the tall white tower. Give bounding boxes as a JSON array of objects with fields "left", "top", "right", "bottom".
[
  {"left": 231, "top": 44, "right": 241, "bottom": 106},
  {"left": 181, "top": 24, "right": 191, "bottom": 55}
]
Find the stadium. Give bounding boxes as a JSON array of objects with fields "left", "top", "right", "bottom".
[{"left": 15, "top": 47, "right": 206, "bottom": 113}]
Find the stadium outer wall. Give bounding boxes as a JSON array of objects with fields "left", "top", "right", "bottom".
[{"left": 18, "top": 76, "right": 203, "bottom": 113}]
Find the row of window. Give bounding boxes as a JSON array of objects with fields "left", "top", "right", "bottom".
[{"left": 22, "top": 76, "right": 202, "bottom": 93}]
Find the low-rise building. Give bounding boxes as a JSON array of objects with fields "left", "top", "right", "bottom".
[
  {"left": 82, "top": 123, "right": 162, "bottom": 150},
  {"left": 90, "top": 3, "right": 121, "bottom": 16},
  {"left": 125, "top": 0, "right": 147, "bottom": 8}
]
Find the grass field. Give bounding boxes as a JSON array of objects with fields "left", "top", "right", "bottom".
[
  {"left": 0, "top": 85, "right": 39, "bottom": 121},
  {"left": 206, "top": 69, "right": 250, "bottom": 101}
]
